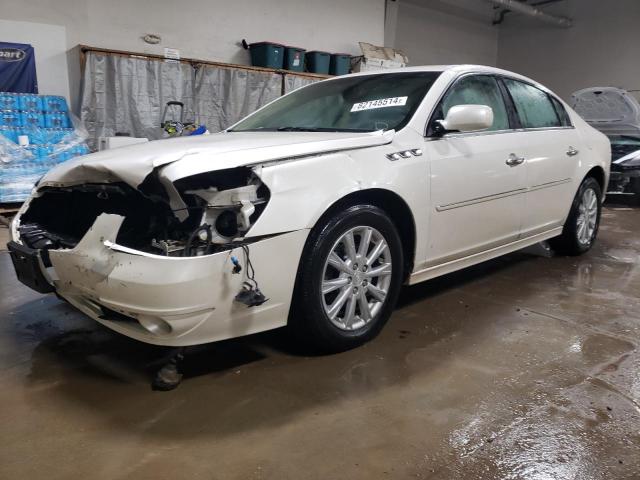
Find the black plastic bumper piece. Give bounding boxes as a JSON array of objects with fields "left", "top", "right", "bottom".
[{"left": 7, "top": 241, "right": 55, "bottom": 294}]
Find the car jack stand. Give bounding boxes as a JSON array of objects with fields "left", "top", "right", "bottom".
[{"left": 152, "top": 347, "right": 186, "bottom": 391}]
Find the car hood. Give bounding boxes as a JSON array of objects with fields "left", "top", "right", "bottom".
[
  {"left": 570, "top": 87, "right": 640, "bottom": 135},
  {"left": 39, "top": 130, "right": 395, "bottom": 189}
]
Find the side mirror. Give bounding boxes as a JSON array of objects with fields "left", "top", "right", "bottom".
[{"left": 435, "top": 104, "right": 494, "bottom": 134}]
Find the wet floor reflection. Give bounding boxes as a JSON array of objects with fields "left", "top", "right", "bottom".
[{"left": 0, "top": 206, "right": 639, "bottom": 479}]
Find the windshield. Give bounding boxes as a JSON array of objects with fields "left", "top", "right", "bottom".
[{"left": 230, "top": 71, "right": 441, "bottom": 133}]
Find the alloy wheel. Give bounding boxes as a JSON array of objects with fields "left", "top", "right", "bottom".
[
  {"left": 576, "top": 187, "right": 598, "bottom": 245},
  {"left": 321, "top": 226, "right": 393, "bottom": 331}
]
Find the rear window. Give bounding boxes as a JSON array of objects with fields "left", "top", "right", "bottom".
[
  {"left": 550, "top": 96, "right": 572, "bottom": 127},
  {"left": 503, "top": 78, "right": 562, "bottom": 129}
]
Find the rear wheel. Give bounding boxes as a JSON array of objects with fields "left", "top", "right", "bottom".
[
  {"left": 550, "top": 177, "right": 602, "bottom": 255},
  {"left": 290, "top": 204, "right": 404, "bottom": 352}
]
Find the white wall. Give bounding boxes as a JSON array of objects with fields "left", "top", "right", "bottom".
[
  {"left": 497, "top": 0, "right": 640, "bottom": 101},
  {"left": 391, "top": 0, "right": 498, "bottom": 67},
  {"left": 7, "top": 0, "right": 638, "bottom": 112},
  {"left": 1, "top": 0, "right": 385, "bottom": 61},
  {"left": 0, "top": 19, "right": 69, "bottom": 100},
  {"left": 0, "top": 0, "right": 385, "bottom": 108}
]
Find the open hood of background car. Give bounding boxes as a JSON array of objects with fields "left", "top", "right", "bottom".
[
  {"left": 38, "top": 130, "right": 395, "bottom": 190},
  {"left": 570, "top": 87, "right": 640, "bottom": 136}
]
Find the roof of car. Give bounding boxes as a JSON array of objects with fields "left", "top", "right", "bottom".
[
  {"left": 340, "top": 64, "right": 552, "bottom": 97},
  {"left": 349, "top": 64, "right": 529, "bottom": 78}
]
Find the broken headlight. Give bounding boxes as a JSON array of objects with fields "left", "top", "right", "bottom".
[{"left": 155, "top": 167, "right": 270, "bottom": 256}]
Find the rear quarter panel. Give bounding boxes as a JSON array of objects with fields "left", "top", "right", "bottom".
[{"left": 569, "top": 108, "right": 611, "bottom": 193}]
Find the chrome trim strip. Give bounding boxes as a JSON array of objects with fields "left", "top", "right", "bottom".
[
  {"left": 436, "top": 178, "right": 572, "bottom": 211},
  {"left": 529, "top": 178, "right": 571, "bottom": 191},
  {"left": 516, "top": 126, "right": 575, "bottom": 132},
  {"left": 428, "top": 125, "right": 575, "bottom": 141},
  {"left": 436, "top": 188, "right": 527, "bottom": 211},
  {"left": 436, "top": 128, "right": 514, "bottom": 139}
]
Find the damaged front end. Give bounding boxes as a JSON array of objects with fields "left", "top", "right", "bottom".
[
  {"left": 17, "top": 166, "right": 270, "bottom": 258},
  {"left": 9, "top": 165, "right": 306, "bottom": 346}
]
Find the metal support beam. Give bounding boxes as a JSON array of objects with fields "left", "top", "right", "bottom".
[{"left": 487, "top": 0, "right": 572, "bottom": 27}]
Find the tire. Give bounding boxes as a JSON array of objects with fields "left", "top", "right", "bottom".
[
  {"left": 550, "top": 176, "right": 602, "bottom": 255},
  {"left": 630, "top": 178, "right": 640, "bottom": 206},
  {"left": 289, "top": 204, "right": 404, "bottom": 352}
]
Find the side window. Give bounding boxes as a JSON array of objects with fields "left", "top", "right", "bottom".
[
  {"left": 503, "top": 79, "right": 561, "bottom": 128},
  {"left": 438, "top": 75, "right": 510, "bottom": 132},
  {"left": 550, "top": 96, "right": 572, "bottom": 127}
]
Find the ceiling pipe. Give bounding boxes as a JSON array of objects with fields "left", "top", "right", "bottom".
[{"left": 487, "top": 0, "right": 572, "bottom": 27}]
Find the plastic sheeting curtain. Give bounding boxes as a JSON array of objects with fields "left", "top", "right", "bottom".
[
  {"left": 193, "top": 65, "right": 281, "bottom": 132},
  {"left": 80, "top": 52, "right": 195, "bottom": 149},
  {"left": 80, "top": 51, "right": 324, "bottom": 148},
  {"left": 283, "top": 74, "right": 320, "bottom": 94}
]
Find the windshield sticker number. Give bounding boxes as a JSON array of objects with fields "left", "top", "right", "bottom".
[{"left": 351, "top": 96, "right": 408, "bottom": 112}]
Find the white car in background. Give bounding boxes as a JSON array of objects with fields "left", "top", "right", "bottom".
[{"left": 9, "top": 65, "right": 610, "bottom": 352}]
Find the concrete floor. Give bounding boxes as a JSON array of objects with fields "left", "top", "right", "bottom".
[{"left": 0, "top": 206, "right": 639, "bottom": 479}]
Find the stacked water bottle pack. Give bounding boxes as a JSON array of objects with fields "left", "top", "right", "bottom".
[{"left": 0, "top": 92, "right": 90, "bottom": 203}]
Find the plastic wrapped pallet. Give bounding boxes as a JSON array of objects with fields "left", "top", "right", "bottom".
[{"left": 0, "top": 92, "right": 90, "bottom": 203}]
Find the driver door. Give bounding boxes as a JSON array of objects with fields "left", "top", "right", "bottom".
[{"left": 422, "top": 74, "right": 527, "bottom": 266}]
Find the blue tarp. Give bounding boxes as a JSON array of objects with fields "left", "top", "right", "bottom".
[{"left": 0, "top": 42, "right": 37, "bottom": 94}]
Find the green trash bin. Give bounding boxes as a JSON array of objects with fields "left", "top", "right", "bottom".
[
  {"left": 330, "top": 53, "right": 351, "bottom": 76},
  {"left": 248, "top": 41, "right": 285, "bottom": 69},
  {"left": 284, "top": 46, "right": 306, "bottom": 72},
  {"left": 306, "top": 51, "right": 331, "bottom": 74}
]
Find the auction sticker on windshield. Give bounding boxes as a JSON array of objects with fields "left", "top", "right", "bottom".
[{"left": 351, "top": 96, "right": 408, "bottom": 112}]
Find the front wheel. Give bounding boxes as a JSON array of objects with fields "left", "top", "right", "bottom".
[
  {"left": 550, "top": 176, "right": 602, "bottom": 255},
  {"left": 290, "top": 204, "right": 404, "bottom": 352}
]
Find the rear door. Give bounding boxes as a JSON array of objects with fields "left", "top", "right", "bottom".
[
  {"left": 501, "top": 78, "right": 580, "bottom": 236},
  {"left": 422, "top": 74, "right": 527, "bottom": 266}
]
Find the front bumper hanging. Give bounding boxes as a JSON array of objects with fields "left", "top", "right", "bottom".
[
  {"left": 9, "top": 213, "right": 309, "bottom": 346},
  {"left": 7, "top": 241, "right": 55, "bottom": 294}
]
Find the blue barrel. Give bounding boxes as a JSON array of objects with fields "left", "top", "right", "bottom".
[
  {"left": 0, "top": 93, "right": 20, "bottom": 110},
  {"left": 43, "top": 96, "right": 69, "bottom": 112},
  {"left": 18, "top": 94, "right": 43, "bottom": 111}
]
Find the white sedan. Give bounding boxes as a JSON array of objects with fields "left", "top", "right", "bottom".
[{"left": 8, "top": 65, "right": 610, "bottom": 352}]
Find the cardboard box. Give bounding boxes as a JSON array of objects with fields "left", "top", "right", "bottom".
[{"left": 351, "top": 42, "right": 408, "bottom": 73}]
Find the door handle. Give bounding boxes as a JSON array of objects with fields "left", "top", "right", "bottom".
[
  {"left": 506, "top": 153, "right": 525, "bottom": 167},
  {"left": 566, "top": 146, "right": 579, "bottom": 157}
]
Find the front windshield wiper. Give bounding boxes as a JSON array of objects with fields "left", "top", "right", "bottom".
[{"left": 275, "top": 126, "right": 374, "bottom": 133}]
